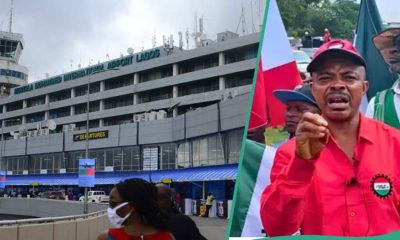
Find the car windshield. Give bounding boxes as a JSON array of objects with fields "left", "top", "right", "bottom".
[{"left": 293, "top": 51, "right": 311, "bottom": 64}]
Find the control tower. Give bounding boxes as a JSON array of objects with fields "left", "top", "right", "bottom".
[{"left": 0, "top": 1, "right": 28, "bottom": 96}]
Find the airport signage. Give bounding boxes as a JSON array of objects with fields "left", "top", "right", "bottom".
[
  {"left": 73, "top": 130, "right": 108, "bottom": 142},
  {"left": 161, "top": 178, "right": 173, "bottom": 184},
  {"left": 78, "top": 158, "right": 95, "bottom": 187},
  {"left": 0, "top": 171, "right": 5, "bottom": 189},
  {"left": 13, "top": 48, "right": 162, "bottom": 95}
]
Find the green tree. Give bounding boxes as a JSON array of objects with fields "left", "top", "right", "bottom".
[{"left": 277, "top": 0, "right": 359, "bottom": 40}]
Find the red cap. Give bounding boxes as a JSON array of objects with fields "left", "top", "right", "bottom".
[{"left": 307, "top": 39, "right": 366, "bottom": 73}]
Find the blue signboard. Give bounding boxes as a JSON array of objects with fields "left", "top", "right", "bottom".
[
  {"left": 0, "top": 171, "right": 6, "bottom": 189},
  {"left": 78, "top": 159, "right": 95, "bottom": 187}
]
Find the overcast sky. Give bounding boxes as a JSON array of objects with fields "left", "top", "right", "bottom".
[
  {"left": 0, "top": 0, "right": 398, "bottom": 82},
  {"left": 0, "top": 0, "right": 264, "bottom": 82}
]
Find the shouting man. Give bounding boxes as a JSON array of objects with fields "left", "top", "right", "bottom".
[{"left": 260, "top": 39, "right": 400, "bottom": 236}]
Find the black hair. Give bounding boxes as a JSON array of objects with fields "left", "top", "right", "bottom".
[{"left": 115, "top": 178, "right": 168, "bottom": 230}]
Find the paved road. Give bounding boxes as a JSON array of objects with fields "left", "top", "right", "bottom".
[{"left": 191, "top": 216, "right": 228, "bottom": 240}]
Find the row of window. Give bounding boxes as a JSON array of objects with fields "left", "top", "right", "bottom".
[
  {"left": 3, "top": 76, "right": 251, "bottom": 126},
  {"left": 0, "top": 130, "right": 243, "bottom": 175},
  {"left": 0, "top": 39, "right": 19, "bottom": 59},
  {"left": 4, "top": 44, "right": 257, "bottom": 112},
  {"left": 4, "top": 75, "right": 249, "bottom": 117},
  {"left": 0, "top": 69, "right": 27, "bottom": 80}
]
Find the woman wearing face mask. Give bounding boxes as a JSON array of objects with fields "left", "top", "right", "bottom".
[{"left": 97, "top": 178, "right": 175, "bottom": 240}]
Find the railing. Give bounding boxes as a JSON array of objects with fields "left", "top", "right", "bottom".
[
  {"left": 0, "top": 198, "right": 110, "bottom": 240},
  {"left": 0, "top": 209, "right": 106, "bottom": 226}
]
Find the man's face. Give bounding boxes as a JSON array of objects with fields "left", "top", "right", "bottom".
[
  {"left": 285, "top": 101, "right": 320, "bottom": 135},
  {"left": 388, "top": 36, "right": 400, "bottom": 73},
  {"left": 311, "top": 58, "right": 368, "bottom": 122}
]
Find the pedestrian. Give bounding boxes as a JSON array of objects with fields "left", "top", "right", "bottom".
[
  {"left": 366, "top": 28, "right": 400, "bottom": 127},
  {"left": 260, "top": 39, "right": 400, "bottom": 236},
  {"left": 156, "top": 184, "right": 207, "bottom": 240},
  {"left": 205, "top": 193, "right": 215, "bottom": 218},
  {"left": 97, "top": 178, "right": 175, "bottom": 240},
  {"left": 67, "top": 190, "right": 74, "bottom": 201},
  {"left": 175, "top": 191, "right": 182, "bottom": 213},
  {"left": 323, "top": 28, "right": 331, "bottom": 43}
]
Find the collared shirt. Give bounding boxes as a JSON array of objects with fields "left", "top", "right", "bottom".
[{"left": 260, "top": 114, "right": 400, "bottom": 237}]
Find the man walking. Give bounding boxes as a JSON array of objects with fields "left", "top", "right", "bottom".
[{"left": 205, "top": 193, "right": 215, "bottom": 218}]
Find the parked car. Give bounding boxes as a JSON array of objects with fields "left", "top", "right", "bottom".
[
  {"left": 79, "top": 191, "right": 109, "bottom": 203},
  {"left": 39, "top": 191, "right": 65, "bottom": 200},
  {"left": 48, "top": 191, "right": 65, "bottom": 200},
  {"left": 293, "top": 50, "right": 312, "bottom": 80}
]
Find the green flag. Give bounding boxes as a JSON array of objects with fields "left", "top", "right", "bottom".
[
  {"left": 354, "top": 0, "right": 397, "bottom": 100},
  {"left": 227, "top": 139, "right": 276, "bottom": 237}
]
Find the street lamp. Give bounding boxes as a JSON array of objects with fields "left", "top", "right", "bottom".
[{"left": 83, "top": 67, "right": 119, "bottom": 214}]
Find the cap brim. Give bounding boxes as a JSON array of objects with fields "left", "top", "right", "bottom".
[
  {"left": 273, "top": 90, "right": 317, "bottom": 107},
  {"left": 307, "top": 49, "right": 365, "bottom": 73},
  {"left": 373, "top": 28, "right": 400, "bottom": 50},
  {"left": 372, "top": 28, "right": 400, "bottom": 64}
]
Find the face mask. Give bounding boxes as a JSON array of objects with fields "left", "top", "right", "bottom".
[{"left": 107, "top": 202, "right": 131, "bottom": 228}]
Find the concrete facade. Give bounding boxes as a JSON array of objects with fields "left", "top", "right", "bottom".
[{"left": 1, "top": 93, "right": 249, "bottom": 156}]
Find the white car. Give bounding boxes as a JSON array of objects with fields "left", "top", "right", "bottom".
[
  {"left": 293, "top": 50, "right": 312, "bottom": 80},
  {"left": 79, "top": 191, "right": 109, "bottom": 203}
]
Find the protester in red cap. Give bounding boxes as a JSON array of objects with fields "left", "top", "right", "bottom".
[{"left": 260, "top": 39, "right": 400, "bottom": 236}]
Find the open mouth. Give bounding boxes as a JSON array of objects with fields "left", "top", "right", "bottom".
[
  {"left": 286, "top": 121, "right": 297, "bottom": 127},
  {"left": 388, "top": 58, "right": 400, "bottom": 65},
  {"left": 326, "top": 94, "right": 350, "bottom": 110}
]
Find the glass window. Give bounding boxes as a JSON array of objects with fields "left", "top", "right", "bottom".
[
  {"left": 28, "top": 153, "right": 64, "bottom": 174},
  {"left": 105, "top": 149, "right": 114, "bottom": 167},
  {"left": 0, "top": 158, "right": 7, "bottom": 171},
  {"left": 49, "top": 89, "right": 71, "bottom": 102},
  {"left": 27, "top": 96, "right": 46, "bottom": 108},
  {"left": 105, "top": 75, "right": 134, "bottom": 89},
  {"left": 26, "top": 112, "right": 45, "bottom": 123},
  {"left": 138, "top": 88, "right": 172, "bottom": 104},
  {"left": 122, "top": 146, "right": 141, "bottom": 171},
  {"left": 67, "top": 151, "right": 84, "bottom": 173},
  {"left": 177, "top": 141, "right": 190, "bottom": 168},
  {"left": 208, "top": 135, "right": 225, "bottom": 165},
  {"left": 104, "top": 95, "right": 133, "bottom": 109},
  {"left": 225, "top": 70, "right": 254, "bottom": 89},
  {"left": 199, "top": 138, "right": 208, "bottom": 166},
  {"left": 178, "top": 78, "right": 219, "bottom": 97},
  {"left": 225, "top": 129, "right": 244, "bottom": 164},
  {"left": 161, "top": 143, "right": 176, "bottom": 170},
  {"left": 90, "top": 149, "right": 105, "bottom": 171},
  {"left": 192, "top": 139, "right": 200, "bottom": 167},
  {"left": 113, "top": 149, "right": 123, "bottom": 171}
]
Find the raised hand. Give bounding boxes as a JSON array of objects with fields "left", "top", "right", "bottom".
[{"left": 295, "top": 112, "right": 329, "bottom": 160}]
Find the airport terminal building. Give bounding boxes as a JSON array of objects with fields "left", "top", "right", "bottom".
[{"left": 0, "top": 30, "right": 259, "bottom": 206}]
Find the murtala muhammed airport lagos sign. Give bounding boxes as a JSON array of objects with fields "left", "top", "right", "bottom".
[{"left": 13, "top": 48, "right": 162, "bottom": 95}]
